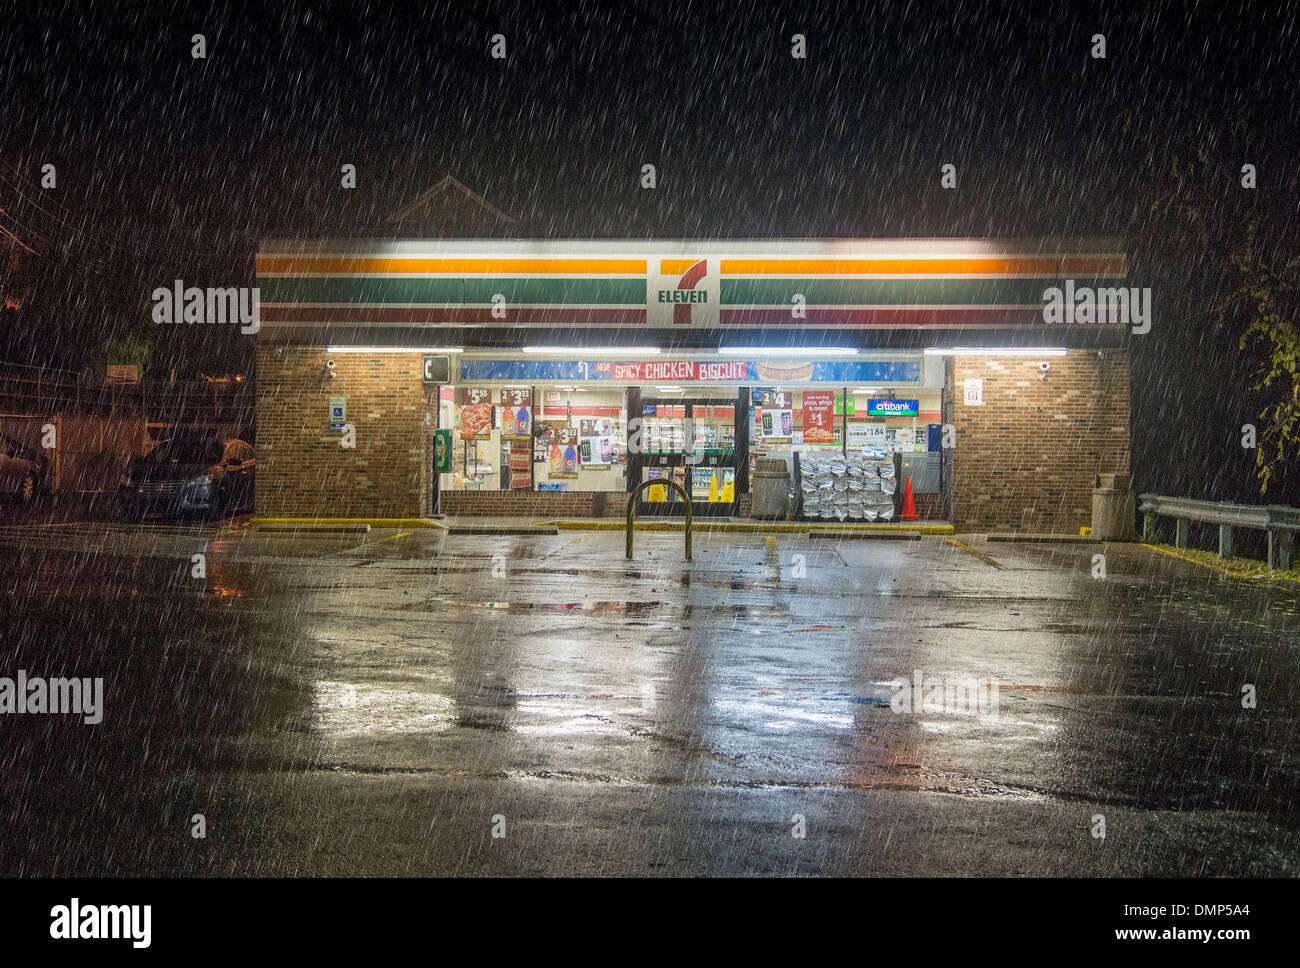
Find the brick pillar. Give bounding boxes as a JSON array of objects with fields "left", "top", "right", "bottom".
[
  {"left": 949, "top": 349, "right": 1131, "bottom": 533},
  {"left": 254, "top": 344, "right": 431, "bottom": 518}
]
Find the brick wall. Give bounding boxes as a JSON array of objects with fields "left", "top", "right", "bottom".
[
  {"left": 440, "top": 489, "right": 753, "bottom": 518},
  {"left": 255, "top": 346, "right": 434, "bottom": 517},
  {"left": 253, "top": 344, "right": 1118, "bottom": 528},
  {"left": 910, "top": 493, "right": 943, "bottom": 520},
  {"left": 439, "top": 490, "right": 624, "bottom": 517},
  {"left": 950, "top": 350, "right": 1130, "bottom": 533}
]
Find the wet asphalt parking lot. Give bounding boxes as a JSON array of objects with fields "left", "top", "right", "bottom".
[{"left": 1, "top": 515, "right": 1298, "bottom": 876}]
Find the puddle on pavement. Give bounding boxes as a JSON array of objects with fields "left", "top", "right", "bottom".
[{"left": 421, "top": 600, "right": 791, "bottom": 618}]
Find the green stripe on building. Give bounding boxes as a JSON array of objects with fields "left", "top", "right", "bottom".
[{"left": 720, "top": 277, "right": 1115, "bottom": 306}]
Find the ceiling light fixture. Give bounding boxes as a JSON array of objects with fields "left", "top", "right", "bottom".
[
  {"left": 720, "top": 346, "right": 858, "bottom": 356},
  {"left": 523, "top": 346, "right": 661, "bottom": 355},
  {"left": 326, "top": 346, "right": 463, "bottom": 353},
  {"left": 923, "top": 347, "right": 1068, "bottom": 357}
]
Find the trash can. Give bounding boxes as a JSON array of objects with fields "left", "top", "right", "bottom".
[
  {"left": 1091, "top": 472, "right": 1136, "bottom": 539},
  {"left": 751, "top": 458, "right": 789, "bottom": 520}
]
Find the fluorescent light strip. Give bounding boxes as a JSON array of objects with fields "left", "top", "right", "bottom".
[
  {"left": 327, "top": 346, "right": 463, "bottom": 353},
  {"left": 720, "top": 347, "right": 858, "bottom": 356},
  {"left": 923, "top": 347, "right": 1068, "bottom": 357},
  {"left": 523, "top": 346, "right": 661, "bottom": 355}
]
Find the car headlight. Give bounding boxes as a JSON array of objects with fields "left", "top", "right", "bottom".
[{"left": 185, "top": 474, "right": 213, "bottom": 490}]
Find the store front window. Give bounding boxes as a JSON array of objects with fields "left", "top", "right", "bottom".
[
  {"left": 748, "top": 387, "right": 942, "bottom": 472},
  {"left": 442, "top": 384, "right": 628, "bottom": 493},
  {"left": 435, "top": 359, "right": 938, "bottom": 519},
  {"left": 746, "top": 385, "right": 944, "bottom": 521}
]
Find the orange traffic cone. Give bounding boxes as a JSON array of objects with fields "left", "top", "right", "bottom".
[{"left": 900, "top": 475, "right": 919, "bottom": 521}]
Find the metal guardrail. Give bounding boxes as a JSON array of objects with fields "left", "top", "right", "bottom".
[
  {"left": 1138, "top": 493, "right": 1298, "bottom": 570},
  {"left": 626, "top": 479, "right": 692, "bottom": 560}
]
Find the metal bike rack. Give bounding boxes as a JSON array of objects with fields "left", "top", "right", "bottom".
[{"left": 626, "top": 478, "right": 692, "bottom": 560}]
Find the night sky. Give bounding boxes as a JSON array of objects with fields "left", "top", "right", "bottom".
[{"left": 1, "top": 0, "right": 1298, "bottom": 499}]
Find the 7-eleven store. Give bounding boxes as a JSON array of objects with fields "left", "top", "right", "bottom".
[{"left": 254, "top": 238, "right": 1133, "bottom": 532}]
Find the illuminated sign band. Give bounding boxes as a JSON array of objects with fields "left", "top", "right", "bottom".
[
  {"left": 257, "top": 240, "right": 1127, "bottom": 331},
  {"left": 458, "top": 359, "right": 923, "bottom": 383}
]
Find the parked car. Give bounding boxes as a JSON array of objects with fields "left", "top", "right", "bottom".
[
  {"left": 119, "top": 434, "right": 255, "bottom": 520},
  {"left": 0, "top": 432, "right": 46, "bottom": 504}
]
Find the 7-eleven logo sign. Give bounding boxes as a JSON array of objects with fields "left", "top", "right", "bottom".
[{"left": 648, "top": 258, "right": 718, "bottom": 326}]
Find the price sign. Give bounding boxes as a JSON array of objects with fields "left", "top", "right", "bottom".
[
  {"left": 456, "top": 387, "right": 493, "bottom": 405},
  {"left": 556, "top": 427, "right": 579, "bottom": 446},
  {"left": 500, "top": 388, "right": 532, "bottom": 406},
  {"left": 760, "top": 390, "right": 790, "bottom": 408},
  {"left": 801, "top": 391, "right": 835, "bottom": 444},
  {"left": 848, "top": 422, "right": 888, "bottom": 447}
]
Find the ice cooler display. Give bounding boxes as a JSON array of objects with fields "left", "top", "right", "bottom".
[{"left": 798, "top": 448, "right": 896, "bottom": 521}]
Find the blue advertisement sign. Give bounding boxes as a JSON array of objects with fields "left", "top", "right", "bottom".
[{"left": 458, "top": 359, "right": 589, "bottom": 381}]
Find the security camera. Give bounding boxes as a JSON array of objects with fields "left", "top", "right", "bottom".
[
  {"left": 325, "top": 359, "right": 337, "bottom": 379},
  {"left": 1038, "top": 360, "right": 1051, "bottom": 380}
]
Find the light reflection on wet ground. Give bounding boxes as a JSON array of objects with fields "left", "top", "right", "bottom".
[{"left": 1, "top": 520, "right": 1298, "bottom": 875}]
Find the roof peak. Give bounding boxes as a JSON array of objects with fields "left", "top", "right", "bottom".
[{"left": 388, "top": 176, "right": 515, "bottom": 226}]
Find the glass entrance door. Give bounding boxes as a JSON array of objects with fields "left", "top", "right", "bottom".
[{"left": 632, "top": 394, "right": 739, "bottom": 517}]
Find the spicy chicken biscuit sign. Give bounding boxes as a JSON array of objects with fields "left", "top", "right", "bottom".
[{"left": 601, "top": 360, "right": 749, "bottom": 382}]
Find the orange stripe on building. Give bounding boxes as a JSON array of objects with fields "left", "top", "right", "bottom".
[
  {"left": 719, "top": 256, "right": 1126, "bottom": 276},
  {"left": 256, "top": 257, "right": 648, "bottom": 275},
  {"left": 658, "top": 259, "right": 702, "bottom": 275}
]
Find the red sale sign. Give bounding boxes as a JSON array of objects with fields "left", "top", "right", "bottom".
[{"left": 802, "top": 391, "right": 835, "bottom": 443}]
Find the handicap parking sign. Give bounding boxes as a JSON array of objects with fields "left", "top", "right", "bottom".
[{"left": 328, "top": 395, "right": 347, "bottom": 431}]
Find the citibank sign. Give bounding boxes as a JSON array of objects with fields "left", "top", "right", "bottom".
[{"left": 867, "top": 399, "right": 918, "bottom": 417}]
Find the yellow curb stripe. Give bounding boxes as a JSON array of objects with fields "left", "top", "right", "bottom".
[
  {"left": 1140, "top": 542, "right": 1224, "bottom": 570},
  {"left": 250, "top": 517, "right": 447, "bottom": 529},
  {"left": 547, "top": 520, "right": 955, "bottom": 535},
  {"left": 946, "top": 539, "right": 1005, "bottom": 568},
  {"left": 1139, "top": 542, "right": 1247, "bottom": 577},
  {"left": 1139, "top": 542, "right": 1300, "bottom": 584}
]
